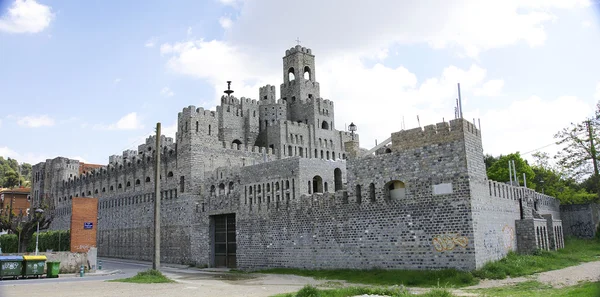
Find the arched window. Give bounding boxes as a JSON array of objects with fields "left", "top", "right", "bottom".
[
  {"left": 110, "top": 186, "right": 114, "bottom": 191},
  {"left": 385, "top": 148, "right": 392, "bottom": 154},
  {"left": 249, "top": 186, "right": 253, "bottom": 194},
  {"left": 118, "top": 183, "right": 122, "bottom": 189},
  {"left": 288, "top": 67, "right": 295, "bottom": 81},
  {"left": 266, "top": 183, "right": 271, "bottom": 193},
  {"left": 257, "top": 185, "right": 262, "bottom": 193},
  {"left": 219, "top": 183, "right": 225, "bottom": 195},
  {"left": 146, "top": 176, "right": 151, "bottom": 182},
  {"left": 229, "top": 181, "right": 234, "bottom": 192},
  {"left": 167, "top": 171, "right": 174, "bottom": 177},
  {"left": 232, "top": 139, "right": 242, "bottom": 149},
  {"left": 303, "top": 66, "right": 311, "bottom": 80},
  {"left": 321, "top": 121, "right": 329, "bottom": 130},
  {"left": 356, "top": 185, "right": 362, "bottom": 203},
  {"left": 288, "top": 145, "right": 293, "bottom": 156},
  {"left": 334, "top": 168, "right": 342, "bottom": 191},
  {"left": 286, "top": 180, "right": 290, "bottom": 189},
  {"left": 369, "top": 183, "right": 376, "bottom": 202},
  {"left": 312, "top": 176, "right": 323, "bottom": 193},
  {"left": 324, "top": 182, "right": 328, "bottom": 192},
  {"left": 208, "top": 124, "right": 211, "bottom": 135},
  {"left": 385, "top": 180, "right": 406, "bottom": 200},
  {"left": 95, "top": 189, "right": 99, "bottom": 194},
  {"left": 136, "top": 179, "right": 141, "bottom": 185},
  {"left": 102, "top": 187, "right": 106, "bottom": 193},
  {"left": 210, "top": 185, "right": 216, "bottom": 196},
  {"left": 275, "top": 182, "right": 280, "bottom": 191}
]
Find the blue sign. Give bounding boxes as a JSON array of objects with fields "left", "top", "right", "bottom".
[{"left": 84, "top": 222, "right": 93, "bottom": 229}]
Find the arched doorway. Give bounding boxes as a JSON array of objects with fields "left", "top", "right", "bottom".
[
  {"left": 232, "top": 139, "right": 242, "bottom": 149},
  {"left": 312, "top": 175, "right": 323, "bottom": 193},
  {"left": 334, "top": 168, "right": 342, "bottom": 191}
]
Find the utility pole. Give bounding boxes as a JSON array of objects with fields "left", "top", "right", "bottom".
[
  {"left": 153, "top": 123, "right": 161, "bottom": 270},
  {"left": 586, "top": 120, "right": 599, "bottom": 177}
]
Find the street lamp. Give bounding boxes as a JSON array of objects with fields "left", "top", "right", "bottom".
[
  {"left": 349, "top": 122, "right": 357, "bottom": 140},
  {"left": 35, "top": 208, "right": 44, "bottom": 255}
]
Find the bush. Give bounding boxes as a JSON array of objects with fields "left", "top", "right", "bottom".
[
  {"left": 295, "top": 285, "right": 321, "bottom": 297},
  {"left": 0, "top": 230, "right": 69, "bottom": 253}
]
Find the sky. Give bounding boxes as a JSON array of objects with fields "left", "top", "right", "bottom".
[{"left": 0, "top": 0, "right": 599, "bottom": 166}]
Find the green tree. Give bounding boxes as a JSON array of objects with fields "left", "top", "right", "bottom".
[
  {"left": 486, "top": 152, "right": 535, "bottom": 188},
  {"left": 484, "top": 154, "right": 498, "bottom": 170},
  {"left": 554, "top": 102, "right": 600, "bottom": 182},
  {"left": 0, "top": 202, "right": 53, "bottom": 253},
  {"left": 2, "top": 170, "right": 22, "bottom": 188}
]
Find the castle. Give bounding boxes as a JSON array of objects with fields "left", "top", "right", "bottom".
[{"left": 31, "top": 45, "right": 564, "bottom": 270}]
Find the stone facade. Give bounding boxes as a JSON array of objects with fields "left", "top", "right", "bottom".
[{"left": 32, "top": 45, "right": 564, "bottom": 270}]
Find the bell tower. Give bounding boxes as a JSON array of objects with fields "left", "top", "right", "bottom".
[{"left": 280, "top": 45, "right": 321, "bottom": 104}]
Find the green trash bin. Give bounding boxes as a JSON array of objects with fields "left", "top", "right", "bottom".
[
  {"left": 22, "top": 255, "right": 47, "bottom": 278},
  {"left": 0, "top": 255, "right": 24, "bottom": 280},
  {"left": 46, "top": 261, "right": 60, "bottom": 278}
]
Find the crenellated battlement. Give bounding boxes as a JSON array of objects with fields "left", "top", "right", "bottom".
[
  {"left": 220, "top": 141, "right": 278, "bottom": 156},
  {"left": 391, "top": 118, "right": 480, "bottom": 152},
  {"left": 304, "top": 96, "right": 333, "bottom": 106},
  {"left": 285, "top": 45, "right": 313, "bottom": 56}
]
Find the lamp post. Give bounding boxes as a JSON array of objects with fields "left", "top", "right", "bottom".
[
  {"left": 35, "top": 208, "right": 44, "bottom": 255},
  {"left": 349, "top": 122, "right": 357, "bottom": 140}
]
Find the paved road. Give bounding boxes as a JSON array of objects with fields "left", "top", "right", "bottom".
[
  {"left": 0, "top": 257, "right": 317, "bottom": 297},
  {"left": 0, "top": 257, "right": 147, "bottom": 286}
]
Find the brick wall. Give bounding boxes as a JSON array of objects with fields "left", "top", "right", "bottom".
[{"left": 70, "top": 197, "right": 98, "bottom": 252}]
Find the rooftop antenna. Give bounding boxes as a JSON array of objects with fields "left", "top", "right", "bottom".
[
  {"left": 457, "top": 83, "right": 464, "bottom": 119},
  {"left": 224, "top": 81, "right": 234, "bottom": 97}
]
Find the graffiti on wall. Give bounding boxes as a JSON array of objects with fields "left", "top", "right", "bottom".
[
  {"left": 502, "top": 225, "right": 515, "bottom": 250},
  {"left": 432, "top": 233, "right": 469, "bottom": 252}
]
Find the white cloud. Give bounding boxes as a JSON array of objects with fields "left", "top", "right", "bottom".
[
  {"left": 158, "top": 0, "right": 592, "bottom": 161},
  {"left": 218, "top": 0, "right": 240, "bottom": 6},
  {"left": 70, "top": 156, "right": 87, "bottom": 163},
  {"left": 0, "top": 146, "right": 51, "bottom": 165},
  {"left": 145, "top": 37, "right": 157, "bottom": 48},
  {"left": 474, "top": 79, "right": 505, "bottom": 97},
  {"left": 160, "top": 87, "right": 174, "bottom": 97},
  {"left": 595, "top": 82, "right": 600, "bottom": 99},
  {"left": 17, "top": 115, "right": 55, "bottom": 128},
  {"left": 219, "top": 0, "right": 587, "bottom": 59},
  {"left": 478, "top": 96, "right": 592, "bottom": 159},
  {"left": 95, "top": 112, "right": 144, "bottom": 130},
  {"left": 187, "top": 26, "right": 193, "bottom": 36},
  {"left": 219, "top": 17, "right": 233, "bottom": 29},
  {"left": 0, "top": 0, "right": 54, "bottom": 34},
  {"left": 114, "top": 78, "right": 122, "bottom": 84},
  {"left": 162, "top": 122, "right": 178, "bottom": 139},
  {"left": 581, "top": 20, "right": 592, "bottom": 28}
]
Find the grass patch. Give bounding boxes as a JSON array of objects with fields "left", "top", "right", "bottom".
[
  {"left": 473, "top": 238, "right": 600, "bottom": 279},
  {"left": 470, "top": 280, "right": 600, "bottom": 297},
  {"left": 109, "top": 269, "right": 175, "bottom": 284},
  {"left": 271, "top": 285, "right": 453, "bottom": 297},
  {"left": 259, "top": 268, "right": 477, "bottom": 288}
]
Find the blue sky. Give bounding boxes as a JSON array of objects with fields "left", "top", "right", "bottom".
[{"left": 1, "top": 0, "right": 599, "bottom": 166}]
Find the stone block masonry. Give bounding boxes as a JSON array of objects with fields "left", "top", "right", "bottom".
[{"left": 32, "top": 44, "right": 565, "bottom": 271}]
